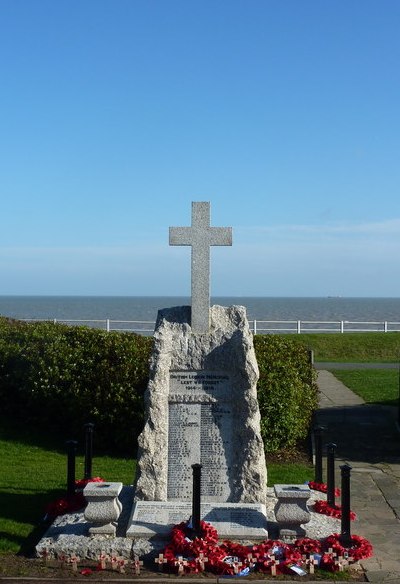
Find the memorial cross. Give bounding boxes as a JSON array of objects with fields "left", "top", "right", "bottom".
[
  {"left": 196, "top": 553, "right": 208, "bottom": 571},
  {"left": 169, "top": 201, "right": 232, "bottom": 333},
  {"left": 111, "top": 555, "right": 119, "bottom": 570},
  {"left": 118, "top": 558, "right": 128, "bottom": 574},
  {"left": 133, "top": 556, "right": 143, "bottom": 575},
  {"left": 175, "top": 556, "right": 188, "bottom": 575},
  {"left": 39, "top": 548, "right": 51, "bottom": 563},
  {"left": 269, "top": 556, "right": 279, "bottom": 577},
  {"left": 307, "top": 554, "right": 319, "bottom": 574},
  {"left": 98, "top": 551, "right": 108, "bottom": 570},
  {"left": 232, "top": 558, "right": 243, "bottom": 574},
  {"left": 155, "top": 553, "right": 168, "bottom": 571},
  {"left": 68, "top": 555, "right": 80, "bottom": 572}
]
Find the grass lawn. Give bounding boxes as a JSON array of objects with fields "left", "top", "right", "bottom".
[
  {"left": 0, "top": 416, "right": 136, "bottom": 555},
  {"left": 285, "top": 332, "right": 400, "bottom": 362},
  {"left": 329, "top": 368, "right": 400, "bottom": 406}
]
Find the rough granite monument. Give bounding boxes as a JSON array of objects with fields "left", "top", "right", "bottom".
[{"left": 127, "top": 202, "right": 268, "bottom": 540}]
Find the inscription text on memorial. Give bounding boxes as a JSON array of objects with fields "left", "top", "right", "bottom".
[{"left": 167, "top": 371, "right": 232, "bottom": 501}]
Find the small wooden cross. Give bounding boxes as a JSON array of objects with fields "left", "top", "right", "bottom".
[
  {"left": 307, "top": 554, "right": 319, "bottom": 574},
  {"left": 335, "top": 555, "right": 349, "bottom": 571},
  {"left": 268, "top": 555, "right": 279, "bottom": 577},
  {"left": 133, "top": 556, "right": 143, "bottom": 575},
  {"left": 98, "top": 551, "right": 108, "bottom": 570},
  {"left": 39, "top": 547, "right": 51, "bottom": 563},
  {"left": 175, "top": 556, "right": 188, "bottom": 575},
  {"left": 245, "top": 553, "right": 257, "bottom": 567},
  {"left": 196, "top": 552, "right": 208, "bottom": 571},
  {"left": 155, "top": 553, "right": 168, "bottom": 571},
  {"left": 68, "top": 555, "right": 80, "bottom": 572},
  {"left": 111, "top": 555, "right": 119, "bottom": 570},
  {"left": 231, "top": 557, "right": 243, "bottom": 575},
  {"left": 118, "top": 557, "right": 128, "bottom": 573}
]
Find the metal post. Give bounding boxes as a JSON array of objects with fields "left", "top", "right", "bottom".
[
  {"left": 297, "top": 320, "right": 301, "bottom": 334},
  {"left": 340, "top": 464, "right": 352, "bottom": 546},
  {"left": 340, "top": 320, "right": 344, "bottom": 333},
  {"left": 308, "top": 349, "right": 314, "bottom": 366},
  {"left": 326, "top": 443, "right": 337, "bottom": 507},
  {"left": 66, "top": 440, "right": 78, "bottom": 498},
  {"left": 106, "top": 319, "right": 110, "bottom": 332},
  {"left": 398, "top": 364, "right": 400, "bottom": 427},
  {"left": 191, "top": 463, "right": 202, "bottom": 538},
  {"left": 254, "top": 319, "right": 257, "bottom": 335},
  {"left": 314, "top": 426, "right": 324, "bottom": 483},
  {"left": 84, "top": 423, "right": 95, "bottom": 480}
]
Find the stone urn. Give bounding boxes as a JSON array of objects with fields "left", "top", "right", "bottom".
[
  {"left": 84, "top": 482, "right": 123, "bottom": 535},
  {"left": 274, "top": 484, "right": 311, "bottom": 540}
]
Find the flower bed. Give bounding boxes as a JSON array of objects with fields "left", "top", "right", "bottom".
[{"left": 159, "top": 520, "right": 372, "bottom": 576}]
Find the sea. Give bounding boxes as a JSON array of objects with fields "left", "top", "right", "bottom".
[{"left": 1, "top": 296, "right": 400, "bottom": 325}]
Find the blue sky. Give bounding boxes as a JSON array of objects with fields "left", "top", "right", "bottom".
[{"left": 1, "top": 0, "right": 399, "bottom": 296}]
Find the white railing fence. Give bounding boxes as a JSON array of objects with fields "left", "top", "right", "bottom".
[
  {"left": 251, "top": 320, "right": 400, "bottom": 334},
  {"left": 20, "top": 318, "right": 400, "bottom": 335}
]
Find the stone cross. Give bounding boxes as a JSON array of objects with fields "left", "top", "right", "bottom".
[{"left": 169, "top": 201, "right": 232, "bottom": 333}]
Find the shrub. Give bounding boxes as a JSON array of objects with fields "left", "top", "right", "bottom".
[
  {"left": 0, "top": 318, "right": 153, "bottom": 454},
  {"left": 254, "top": 335, "right": 319, "bottom": 453}
]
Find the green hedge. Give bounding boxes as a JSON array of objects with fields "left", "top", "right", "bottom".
[
  {"left": 254, "top": 335, "right": 319, "bottom": 453},
  {"left": 0, "top": 318, "right": 152, "bottom": 454},
  {"left": 0, "top": 318, "right": 318, "bottom": 455}
]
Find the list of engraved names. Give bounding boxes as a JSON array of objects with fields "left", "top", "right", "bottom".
[{"left": 167, "top": 371, "right": 232, "bottom": 501}]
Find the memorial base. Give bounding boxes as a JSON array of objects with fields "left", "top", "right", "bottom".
[{"left": 126, "top": 501, "right": 268, "bottom": 540}]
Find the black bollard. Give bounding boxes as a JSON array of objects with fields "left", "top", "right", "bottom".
[
  {"left": 340, "top": 464, "right": 352, "bottom": 546},
  {"left": 314, "top": 426, "right": 324, "bottom": 483},
  {"left": 66, "top": 440, "right": 78, "bottom": 498},
  {"left": 191, "top": 463, "right": 202, "bottom": 538},
  {"left": 398, "top": 364, "right": 400, "bottom": 426},
  {"left": 326, "top": 443, "right": 337, "bottom": 507},
  {"left": 84, "top": 423, "right": 95, "bottom": 480}
]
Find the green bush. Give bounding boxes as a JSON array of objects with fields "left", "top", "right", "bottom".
[
  {"left": 0, "top": 318, "right": 317, "bottom": 455},
  {"left": 0, "top": 318, "right": 152, "bottom": 454},
  {"left": 254, "top": 335, "right": 319, "bottom": 453}
]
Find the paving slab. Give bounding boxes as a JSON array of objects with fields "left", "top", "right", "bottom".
[{"left": 315, "top": 370, "right": 400, "bottom": 582}]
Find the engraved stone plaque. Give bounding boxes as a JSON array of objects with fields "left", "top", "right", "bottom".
[
  {"left": 167, "top": 371, "right": 232, "bottom": 501},
  {"left": 127, "top": 501, "right": 268, "bottom": 540}
]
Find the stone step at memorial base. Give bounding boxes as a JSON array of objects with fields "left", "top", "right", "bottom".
[{"left": 126, "top": 501, "right": 268, "bottom": 540}]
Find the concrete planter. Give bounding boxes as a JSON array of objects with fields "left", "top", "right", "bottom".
[
  {"left": 84, "top": 482, "right": 123, "bottom": 535},
  {"left": 274, "top": 484, "right": 311, "bottom": 540}
]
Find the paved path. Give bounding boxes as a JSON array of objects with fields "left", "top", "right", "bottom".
[{"left": 315, "top": 370, "right": 400, "bottom": 583}]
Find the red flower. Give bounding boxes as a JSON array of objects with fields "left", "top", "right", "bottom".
[
  {"left": 314, "top": 500, "right": 357, "bottom": 520},
  {"left": 44, "top": 477, "right": 105, "bottom": 519},
  {"left": 309, "top": 481, "right": 341, "bottom": 497}
]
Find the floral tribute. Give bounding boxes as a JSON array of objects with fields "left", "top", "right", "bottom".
[
  {"left": 44, "top": 477, "right": 104, "bottom": 520},
  {"left": 308, "top": 481, "right": 357, "bottom": 521},
  {"left": 308, "top": 481, "right": 341, "bottom": 497},
  {"left": 159, "top": 520, "right": 372, "bottom": 576}
]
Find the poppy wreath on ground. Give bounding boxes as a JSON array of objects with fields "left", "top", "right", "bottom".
[
  {"left": 160, "top": 521, "right": 372, "bottom": 576},
  {"left": 314, "top": 499, "right": 357, "bottom": 520},
  {"left": 44, "top": 477, "right": 104, "bottom": 520},
  {"left": 309, "top": 481, "right": 341, "bottom": 497}
]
